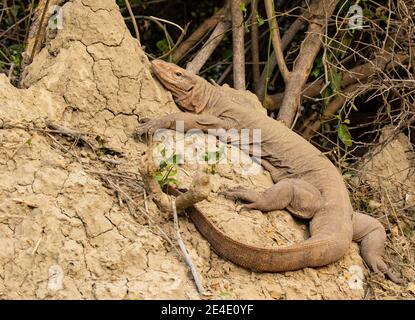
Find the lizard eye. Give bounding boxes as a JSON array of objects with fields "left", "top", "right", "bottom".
[{"left": 175, "top": 72, "right": 182, "bottom": 77}]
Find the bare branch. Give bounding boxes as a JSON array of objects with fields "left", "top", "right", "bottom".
[
  {"left": 185, "top": 0, "right": 252, "bottom": 75},
  {"left": 264, "top": 0, "right": 291, "bottom": 84},
  {"left": 257, "top": 16, "right": 305, "bottom": 100},
  {"left": 265, "top": 51, "right": 410, "bottom": 110},
  {"left": 125, "top": 0, "right": 141, "bottom": 45},
  {"left": 186, "top": 17, "right": 231, "bottom": 74},
  {"left": 230, "top": 0, "right": 246, "bottom": 90},
  {"left": 29, "top": 0, "right": 51, "bottom": 63},
  {"left": 172, "top": 199, "right": 205, "bottom": 295},
  {"left": 277, "top": 0, "right": 338, "bottom": 127},
  {"left": 251, "top": 0, "right": 261, "bottom": 92},
  {"left": 20, "top": 0, "right": 65, "bottom": 81},
  {"left": 138, "top": 153, "right": 210, "bottom": 295},
  {"left": 172, "top": 7, "right": 226, "bottom": 63}
]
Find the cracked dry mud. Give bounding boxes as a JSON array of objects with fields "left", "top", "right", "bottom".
[{"left": 0, "top": 0, "right": 368, "bottom": 299}]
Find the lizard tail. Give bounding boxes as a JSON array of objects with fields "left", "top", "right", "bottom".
[{"left": 187, "top": 203, "right": 349, "bottom": 272}]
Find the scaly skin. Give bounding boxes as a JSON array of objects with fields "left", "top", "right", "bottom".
[{"left": 135, "top": 59, "right": 401, "bottom": 282}]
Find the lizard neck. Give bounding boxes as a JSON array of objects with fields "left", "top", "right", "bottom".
[
  {"left": 200, "top": 80, "right": 222, "bottom": 112},
  {"left": 175, "top": 78, "right": 221, "bottom": 114}
]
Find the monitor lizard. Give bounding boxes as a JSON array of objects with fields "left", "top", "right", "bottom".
[{"left": 135, "top": 59, "right": 401, "bottom": 283}]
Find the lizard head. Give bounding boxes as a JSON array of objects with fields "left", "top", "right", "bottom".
[{"left": 151, "top": 59, "right": 205, "bottom": 113}]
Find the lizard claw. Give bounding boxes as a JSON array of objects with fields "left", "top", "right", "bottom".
[
  {"left": 220, "top": 187, "right": 249, "bottom": 200},
  {"left": 237, "top": 203, "right": 257, "bottom": 213},
  {"left": 134, "top": 118, "right": 171, "bottom": 141},
  {"left": 220, "top": 187, "right": 260, "bottom": 206},
  {"left": 367, "top": 254, "right": 403, "bottom": 284}
]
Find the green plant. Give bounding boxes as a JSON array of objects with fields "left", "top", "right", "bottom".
[
  {"left": 153, "top": 146, "right": 182, "bottom": 188},
  {"left": 239, "top": 2, "right": 247, "bottom": 17},
  {"left": 336, "top": 114, "right": 352, "bottom": 148},
  {"left": 361, "top": 199, "right": 374, "bottom": 214},
  {"left": 203, "top": 145, "right": 225, "bottom": 174}
]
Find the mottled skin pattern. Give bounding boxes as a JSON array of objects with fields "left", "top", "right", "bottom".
[{"left": 135, "top": 59, "right": 400, "bottom": 283}]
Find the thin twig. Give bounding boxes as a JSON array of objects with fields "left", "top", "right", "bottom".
[
  {"left": 29, "top": 0, "right": 50, "bottom": 62},
  {"left": 230, "top": 0, "right": 246, "bottom": 90},
  {"left": 172, "top": 199, "right": 205, "bottom": 295},
  {"left": 277, "top": 0, "right": 338, "bottom": 127},
  {"left": 172, "top": 7, "right": 226, "bottom": 63},
  {"left": 7, "top": 62, "right": 15, "bottom": 80},
  {"left": 264, "top": 0, "right": 290, "bottom": 83},
  {"left": 266, "top": 51, "right": 410, "bottom": 110},
  {"left": 257, "top": 15, "right": 305, "bottom": 101},
  {"left": 125, "top": 0, "right": 141, "bottom": 45},
  {"left": 251, "top": 0, "right": 261, "bottom": 92},
  {"left": 186, "top": 14, "right": 231, "bottom": 74}
]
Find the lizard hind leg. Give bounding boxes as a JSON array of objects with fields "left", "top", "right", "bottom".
[
  {"left": 223, "top": 179, "right": 322, "bottom": 215},
  {"left": 353, "top": 212, "right": 402, "bottom": 284}
]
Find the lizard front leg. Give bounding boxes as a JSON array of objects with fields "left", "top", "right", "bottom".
[
  {"left": 221, "top": 187, "right": 261, "bottom": 203},
  {"left": 353, "top": 212, "right": 402, "bottom": 283},
  {"left": 135, "top": 112, "right": 232, "bottom": 138}
]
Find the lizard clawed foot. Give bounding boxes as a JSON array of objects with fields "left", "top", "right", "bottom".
[
  {"left": 237, "top": 203, "right": 259, "bottom": 213},
  {"left": 134, "top": 118, "right": 171, "bottom": 141},
  {"left": 366, "top": 254, "right": 403, "bottom": 284},
  {"left": 220, "top": 187, "right": 260, "bottom": 204},
  {"left": 220, "top": 187, "right": 250, "bottom": 200}
]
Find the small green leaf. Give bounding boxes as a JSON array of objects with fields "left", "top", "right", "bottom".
[
  {"left": 223, "top": 48, "right": 233, "bottom": 60},
  {"left": 321, "top": 86, "right": 332, "bottom": 107},
  {"left": 312, "top": 57, "right": 323, "bottom": 78},
  {"left": 256, "top": 13, "right": 265, "bottom": 26},
  {"left": 344, "top": 118, "right": 350, "bottom": 124},
  {"left": 350, "top": 102, "right": 358, "bottom": 111},
  {"left": 159, "top": 160, "right": 167, "bottom": 169},
  {"left": 170, "top": 153, "right": 183, "bottom": 165},
  {"left": 339, "top": 33, "right": 353, "bottom": 58},
  {"left": 211, "top": 164, "right": 217, "bottom": 174},
  {"left": 204, "top": 148, "right": 225, "bottom": 164},
  {"left": 363, "top": 8, "right": 374, "bottom": 19},
  {"left": 26, "top": 138, "right": 32, "bottom": 147},
  {"left": 343, "top": 171, "right": 354, "bottom": 178},
  {"left": 329, "top": 70, "right": 343, "bottom": 92},
  {"left": 154, "top": 172, "right": 164, "bottom": 182},
  {"left": 156, "top": 39, "right": 169, "bottom": 54},
  {"left": 240, "top": 2, "right": 247, "bottom": 17},
  {"left": 362, "top": 200, "right": 374, "bottom": 214},
  {"left": 169, "top": 167, "right": 177, "bottom": 176},
  {"left": 95, "top": 135, "right": 106, "bottom": 148},
  {"left": 219, "top": 291, "right": 233, "bottom": 298},
  {"left": 338, "top": 124, "right": 352, "bottom": 147},
  {"left": 160, "top": 147, "right": 166, "bottom": 157},
  {"left": 166, "top": 178, "right": 178, "bottom": 186}
]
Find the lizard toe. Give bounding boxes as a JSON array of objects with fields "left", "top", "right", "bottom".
[
  {"left": 237, "top": 203, "right": 258, "bottom": 213},
  {"left": 367, "top": 255, "right": 402, "bottom": 284},
  {"left": 220, "top": 187, "right": 248, "bottom": 199}
]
